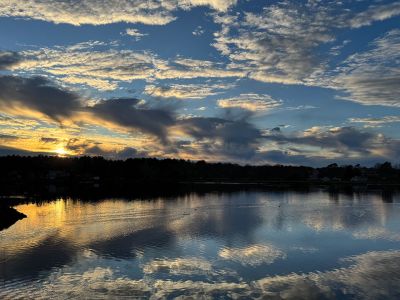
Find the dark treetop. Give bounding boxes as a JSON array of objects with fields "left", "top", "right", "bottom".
[{"left": 1, "top": 156, "right": 398, "bottom": 190}]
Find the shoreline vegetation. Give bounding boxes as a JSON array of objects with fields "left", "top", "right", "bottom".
[
  {"left": 0, "top": 155, "right": 399, "bottom": 188},
  {"left": 0, "top": 156, "right": 399, "bottom": 193},
  {"left": 0, "top": 154, "right": 397, "bottom": 200},
  {"left": 0, "top": 155, "right": 399, "bottom": 230}
]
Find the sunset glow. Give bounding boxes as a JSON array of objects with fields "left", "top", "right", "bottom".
[
  {"left": 0, "top": 1, "right": 399, "bottom": 166},
  {"left": 54, "top": 147, "right": 69, "bottom": 157}
]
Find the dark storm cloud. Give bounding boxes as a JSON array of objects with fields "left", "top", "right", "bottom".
[
  {"left": 260, "top": 126, "right": 400, "bottom": 166},
  {"left": 267, "top": 127, "right": 376, "bottom": 153},
  {"left": 65, "top": 138, "right": 101, "bottom": 154},
  {"left": 0, "top": 76, "right": 81, "bottom": 122},
  {"left": 0, "top": 74, "right": 175, "bottom": 141},
  {"left": 178, "top": 116, "right": 263, "bottom": 159},
  {"left": 90, "top": 98, "right": 175, "bottom": 142},
  {"left": 0, "top": 51, "right": 22, "bottom": 70},
  {"left": 180, "top": 116, "right": 261, "bottom": 143},
  {"left": 40, "top": 137, "right": 59, "bottom": 143},
  {"left": 83, "top": 145, "right": 146, "bottom": 160},
  {"left": 65, "top": 137, "right": 147, "bottom": 159}
]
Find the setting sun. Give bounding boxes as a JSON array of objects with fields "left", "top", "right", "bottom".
[{"left": 54, "top": 147, "right": 68, "bottom": 157}]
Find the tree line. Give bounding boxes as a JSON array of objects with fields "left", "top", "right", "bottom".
[{"left": 0, "top": 156, "right": 399, "bottom": 188}]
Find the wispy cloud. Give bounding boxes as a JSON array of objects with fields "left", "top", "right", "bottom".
[
  {"left": 219, "top": 244, "right": 286, "bottom": 266},
  {"left": 349, "top": 116, "right": 400, "bottom": 125},
  {"left": 124, "top": 28, "right": 148, "bottom": 40},
  {"left": 145, "top": 82, "right": 235, "bottom": 99},
  {"left": 12, "top": 43, "right": 245, "bottom": 91},
  {"left": 192, "top": 26, "right": 205, "bottom": 36},
  {"left": 332, "top": 30, "right": 400, "bottom": 107},
  {"left": 349, "top": 2, "right": 400, "bottom": 28},
  {"left": 217, "top": 93, "right": 282, "bottom": 111}
]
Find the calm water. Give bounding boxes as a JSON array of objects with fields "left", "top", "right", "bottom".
[{"left": 1, "top": 190, "right": 400, "bottom": 299}]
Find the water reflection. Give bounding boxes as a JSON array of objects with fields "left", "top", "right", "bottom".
[{"left": 1, "top": 190, "right": 400, "bottom": 299}]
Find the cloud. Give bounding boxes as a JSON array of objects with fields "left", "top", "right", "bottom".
[
  {"left": 284, "top": 105, "right": 317, "bottom": 111},
  {"left": 186, "top": 0, "right": 237, "bottom": 12},
  {"left": 217, "top": 93, "right": 281, "bottom": 111},
  {"left": 143, "top": 257, "right": 213, "bottom": 276},
  {"left": 353, "top": 227, "right": 400, "bottom": 242},
  {"left": 64, "top": 138, "right": 96, "bottom": 153},
  {"left": 15, "top": 44, "right": 160, "bottom": 90},
  {"left": 156, "top": 58, "right": 245, "bottom": 80},
  {"left": 212, "top": 2, "right": 336, "bottom": 85},
  {"left": 13, "top": 44, "right": 244, "bottom": 91},
  {"left": 89, "top": 98, "right": 175, "bottom": 142},
  {"left": 349, "top": 2, "right": 400, "bottom": 28},
  {"left": 124, "top": 28, "right": 148, "bottom": 40},
  {"left": 9, "top": 250, "right": 400, "bottom": 299},
  {"left": 0, "top": 134, "right": 19, "bottom": 140},
  {"left": 265, "top": 126, "right": 372, "bottom": 151},
  {"left": 0, "top": 74, "right": 172, "bottom": 144},
  {"left": 0, "top": 74, "right": 398, "bottom": 164},
  {"left": 61, "top": 75, "right": 118, "bottom": 91},
  {"left": 297, "top": 127, "right": 377, "bottom": 153},
  {"left": 40, "top": 137, "right": 59, "bottom": 144},
  {"left": 0, "top": 0, "right": 237, "bottom": 26},
  {"left": 331, "top": 30, "right": 400, "bottom": 107},
  {"left": 0, "top": 1, "right": 175, "bottom": 26},
  {"left": 259, "top": 126, "right": 400, "bottom": 166},
  {"left": 349, "top": 116, "right": 400, "bottom": 125},
  {"left": 1, "top": 59, "right": 399, "bottom": 164},
  {"left": 0, "top": 145, "right": 46, "bottom": 156},
  {"left": 192, "top": 26, "right": 205, "bottom": 36},
  {"left": 0, "top": 75, "right": 82, "bottom": 122},
  {"left": 270, "top": 126, "right": 384, "bottom": 152},
  {"left": 176, "top": 115, "right": 263, "bottom": 160},
  {"left": 66, "top": 137, "right": 148, "bottom": 159},
  {"left": 219, "top": 244, "right": 286, "bottom": 266},
  {"left": 253, "top": 250, "right": 400, "bottom": 300},
  {"left": 109, "top": 147, "right": 144, "bottom": 160},
  {"left": 0, "top": 114, "right": 42, "bottom": 131},
  {"left": 5, "top": 2, "right": 399, "bottom": 107},
  {"left": 0, "top": 73, "right": 259, "bottom": 159},
  {"left": 144, "top": 82, "right": 235, "bottom": 99},
  {"left": 210, "top": 1, "right": 400, "bottom": 96},
  {"left": 0, "top": 51, "right": 22, "bottom": 70}
]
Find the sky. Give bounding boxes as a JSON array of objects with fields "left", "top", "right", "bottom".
[{"left": 0, "top": 0, "right": 399, "bottom": 166}]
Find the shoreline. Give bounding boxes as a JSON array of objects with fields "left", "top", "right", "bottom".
[
  {"left": 0, "top": 205, "right": 27, "bottom": 231},
  {"left": 1, "top": 181, "right": 398, "bottom": 204}
]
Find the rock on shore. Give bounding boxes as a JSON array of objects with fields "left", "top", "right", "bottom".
[{"left": 0, "top": 206, "right": 27, "bottom": 231}]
